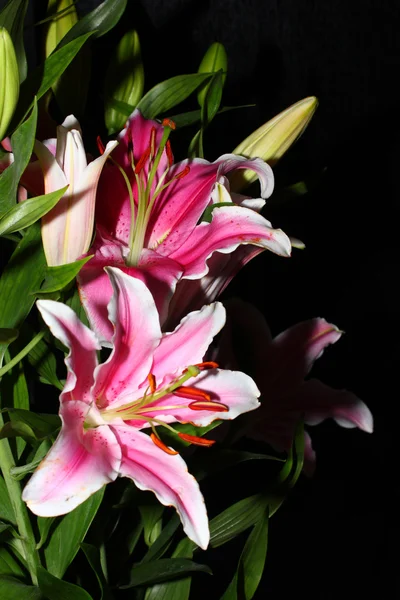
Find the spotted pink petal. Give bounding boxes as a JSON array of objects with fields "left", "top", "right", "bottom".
[
  {"left": 93, "top": 268, "right": 162, "bottom": 408},
  {"left": 22, "top": 401, "right": 121, "bottom": 516},
  {"left": 78, "top": 239, "right": 182, "bottom": 344},
  {"left": 36, "top": 299, "right": 100, "bottom": 404},
  {"left": 168, "top": 205, "right": 291, "bottom": 279},
  {"left": 151, "top": 302, "right": 226, "bottom": 383},
  {"left": 148, "top": 155, "right": 274, "bottom": 257},
  {"left": 111, "top": 425, "right": 209, "bottom": 549},
  {"left": 137, "top": 368, "right": 260, "bottom": 428}
]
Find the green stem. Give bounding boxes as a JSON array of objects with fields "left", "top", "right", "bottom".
[
  {"left": 0, "top": 411, "right": 39, "bottom": 585},
  {"left": 0, "top": 330, "right": 45, "bottom": 379}
]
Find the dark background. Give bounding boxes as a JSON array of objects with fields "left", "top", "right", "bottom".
[{"left": 25, "top": 0, "right": 400, "bottom": 596}]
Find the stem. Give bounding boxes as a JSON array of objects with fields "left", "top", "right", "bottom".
[
  {"left": 0, "top": 411, "right": 39, "bottom": 584},
  {"left": 0, "top": 330, "right": 45, "bottom": 379}
]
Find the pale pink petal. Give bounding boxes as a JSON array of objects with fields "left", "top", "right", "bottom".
[
  {"left": 152, "top": 302, "right": 226, "bottom": 382},
  {"left": 138, "top": 368, "right": 260, "bottom": 427},
  {"left": 1, "top": 137, "right": 12, "bottom": 151},
  {"left": 93, "top": 268, "right": 162, "bottom": 407},
  {"left": 22, "top": 401, "right": 121, "bottom": 517},
  {"left": 78, "top": 240, "right": 182, "bottom": 344},
  {"left": 298, "top": 379, "right": 373, "bottom": 433},
  {"left": 168, "top": 205, "right": 291, "bottom": 279},
  {"left": 111, "top": 425, "right": 209, "bottom": 549},
  {"left": 37, "top": 299, "right": 100, "bottom": 403}
]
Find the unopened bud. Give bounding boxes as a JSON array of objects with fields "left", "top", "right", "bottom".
[{"left": 0, "top": 28, "right": 19, "bottom": 141}]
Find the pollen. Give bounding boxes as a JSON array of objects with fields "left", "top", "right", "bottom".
[
  {"left": 173, "top": 386, "right": 211, "bottom": 402},
  {"left": 189, "top": 400, "right": 229, "bottom": 412},
  {"left": 150, "top": 433, "right": 179, "bottom": 455},
  {"left": 178, "top": 433, "right": 216, "bottom": 447}
]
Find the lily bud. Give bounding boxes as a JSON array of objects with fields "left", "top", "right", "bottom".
[
  {"left": 45, "top": 0, "right": 78, "bottom": 57},
  {"left": 230, "top": 96, "right": 318, "bottom": 191},
  {"left": 197, "top": 42, "right": 228, "bottom": 107},
  {"left": 0, "top": 28, "right": 19, "bottom": 142},
  {"left": 104, "top": 30, "right": 144, "bottom": 135}
]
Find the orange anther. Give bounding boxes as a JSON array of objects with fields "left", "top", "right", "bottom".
[
  {"left": 162, "top": 118, "right": 176, "bottom": 130},
  {"left": 189, "top": 400, "right": 229, "bottom": 412},
  {"left": 150, "top": 433, "right": 178, "bottom": 455},
  {"left": 134, "top": 146, "right": 151, "bottom": 174},
  {"left": 173, "top": 386, "right": 211, "bottom": 402},
  {"left": 195, "top": 361, "right": 219, "bottom": 370},
  {"left": 175, "top": 166, "right": 190, "bottom": 180},
  {"left": 178, "top": 432, "right": 216, "bottom": 447},
  {"left": 148, "top": 373, "right": 157, "bottom": 393},
  {"left": 96, "top": 136, "right": 105, "bottom": 155},
  {"left": 150, "top": 127, "right": 156, "bottom": 158},
  {"left": 165, "top": 140, "right": 174, "bottom": 167}
]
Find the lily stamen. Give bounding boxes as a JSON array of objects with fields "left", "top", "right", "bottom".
[
  {"left": 189, "top": 400, "right": 229, "bottom": 412},
  {"left": 178, "top": 433, "right": 216, "bottom": 447},
  {"left": 150, "top": 432, "right": 179, "bottom": 455},
  {"left": 173, "top": 386, "right": 212, "bottom": 402}
]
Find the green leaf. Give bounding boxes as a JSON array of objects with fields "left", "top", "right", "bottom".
[
  {"left": 0, "top": 420, "right": 36, "bottom": 444},
  {"left": 221, "top": 511, "right": 269, "bottom": 600},
  {"left": 104, "top": 29, "right": 144, "bottom": 134},
  {"left": 105, "top": 97, "right": 134, "bottom": 117},
  {"left": 27, "top": 334, "right": 62, "bottom": 390},
  {"left": 210, "top": 493, "right": 269, "bottom": 548},
  {"left": 0, "top": 223, "right": 46, "bottom": 362},
  {"left": 81, "top": 543, "right": 112, "bottom": 600},
  {"left": 0, "top": 476, "right": 16, "bottom": 524},
  {"left": 13, "top": 32, "right": 93, "bottom": 128},
  {"left": 0, "top": 185, "right": 68, "bottom": 236},
  {"left": 120, "top": 558, "right": 211, "bottom": 589},
  {"left": 0, "top": 0, "right": 29, "bottom": 81},
  {"left": 59, "top": 0, "right": 127, "bottom": 48},
  {"left": 64, "top": 285, "right": 89, "bottom": 327},
  {"left": 197, "top": 42, "right": 227, "bottom": 107},
  {"left": 36, "top": 516, "right": 56, "bottom": 551},
  {"left": 37, "top": 565, "right": 93, "bottom": 599},
  {"left": 0, "top": 101, "right": 37, "bottom": 214},
  {"left": 169, "top": 104, "right": 256, "bottom": 129},
  {"left": 44, "top": 487, "right": 104, "bottom": 578},
  {"left": 8, "top": 359, "right": 29, "bottom": 457},
  {"left": 136, "top": 73, "right": 213, "bottom": 120},
  {"left": 10, "top": 438, "right": 51, "bottom": 481},
  {"left": 144, "top": 538, "right": 194, "bottom": 600},
  {"left": 34, "top": 255, "right": 93, "bottom": 295},
  {"left": 141, "top": 515, "right": 180, "bottom": 564},
  {"left": 7, "top": 409, "right": 60, "bottom": 438},
  {"left": 0, "top": 546, "right": 25, "bottom": 577},
  {"left": 189, "top": 70, "right": 224, "bottom": 158},
  {"left": 139, "top": 503, "right": 164, "bottom": 547},
  {"left": 0, "top": 328, "right": 18, "bottom": 344},
  {"left": 0, "top": 575, "right": 41, "bottom": 599}
]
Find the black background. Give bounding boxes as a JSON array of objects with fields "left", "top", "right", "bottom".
[{"left": 26, "top": 0, "right": 400, "bottom": 596}]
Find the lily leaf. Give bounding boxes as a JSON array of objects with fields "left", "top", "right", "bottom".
[
  {"left": 141, "top": 514, "right": 180, "bottom": 564},
  {"left": 0, "top": 185, "right": 68, "bottom": 237},
  {"left": 33, "top": 255, "right": 93, "bottom": 295},
  {"left": 0, "top": 546, "right": 25, "bottom": 577},
  {"left": 221, "top": 511, "right": 269, "bottom": 600},
  {"left": 137, "top": 73, "right": 213, "bottom": 120},
  {"left": 143, "top": 538, "right": 194, "bottom": 600},
  {"left": 10, "top": 438, "right": 52, "bottom": 481},
  {"left": 37, "top": 566, "right": 93, "bottom": 599},
  {"left": 27, "top": 333, "right": 63, "bottom": 389},
  {"left": 13, "top": 32, "right": 93, "bottom": 128},
  {"left": 139, "top": 503, "right": 164, "bottom": 547},
  {"left": 0, "top": 575, "right": 41, "bottom": 599},
  {"left": 81, "top": 543, "right": 113, "bottom": 600},
  {"left": 59, "top": 0, "right": 127, "bottom": 48},
  {"left": 0, "top": 100, "right": 37, "bottom": 214},
  {"left": 0, "top": 0, "right": 29, "bottom": 81},
  {"left": 0, "top": 329, "right": 18, "bottom": 345},
  {"left": 120, "top": 557, "right": 211, "bottom": 589},
  {"left": 44, "top": 487, "right": 105, "bottom": 578}
]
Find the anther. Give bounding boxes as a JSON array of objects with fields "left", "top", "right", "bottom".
[
  {"left": 96, "top": 136, "right": 105, "bottom": 155},
  {"left": 189, "top": 400, "right": 229, "bottom": 412},
  {"left": 175, "top": 166, "right": 190, "bottom": 180},
  {"left": 150, "top": 127, "right": 156, "bottom": 158},
  {"left": 173, "top": 386, "right": 211, "bottom": 402},
  {"left": 150, "top": 433, "right": 178, "bottom": 455},
  {"left": 178, "top": 433, "right": 216, "bottom": 447},
  {"left": 148, "top": 373, "right": 157, "bottom": 394},
  {"left": 135, "top": 147, "right": 151, "bottom": 174},
  {"left": 162, "top": 118, "right": 176, "bottom": 130},
  {"left": 194, "top": 361, "right": 219, "bottom": 370},
  {"left": 165, "top": 140, "right": 174, "bottom": 167}
]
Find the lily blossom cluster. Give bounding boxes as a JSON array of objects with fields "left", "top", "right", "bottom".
[
  {"left": 77, "top": 110, "right": 291, "bottom": 343},
  {"left": 23, "top": 268, "right": 260, "bottom": 548}
]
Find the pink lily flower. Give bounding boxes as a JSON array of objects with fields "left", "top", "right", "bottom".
[
  {"left": 216, "top": 300, "right": 373, "bottom": 475},
  {"left": 78, "top": 110, "right": 291, "bottom": 344},
  {"left": 23, "top": 268, "right": 260, "bottom": 549}
]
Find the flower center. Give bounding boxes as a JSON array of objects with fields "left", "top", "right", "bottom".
[
  {"left": 99, "top": 361, "right": 227, "bottom": 452},
  {"left": 107, "top": 119, "right": 191, "bottom": 267}
]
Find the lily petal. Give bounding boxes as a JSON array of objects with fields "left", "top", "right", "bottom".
[
  {"left": 78, "top": 240, "right": 182, "bottom": 344},
  {"left": 168, "top": 205, "right": 291, "bottom": 279},
  {"left": 93, "top": 268, "right": 162, "bottom": 407},
  {"left": 22, "top": 401, "right": 121, "bottom": 517},
  {"left": 152, "top": 302, "right": 226, "bottom": 382},
  {"left": 37, "top": 299, "right": 100, "bottom": 403},
  {"left": 111, "top": 425, "right": 209, "bottom": 549},
  {"left": 139, "top": 368, "right": 260, "bottom": 427}
]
